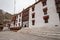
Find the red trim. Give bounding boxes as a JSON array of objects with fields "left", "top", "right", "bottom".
[
  {"left": 32, "top": 20, "right": 35, "bottom": 25},
  {"left": 43, "top": 7, "right": 47, "bottom": 12},
  {"left": 32, "top": 13, "right": 35, "bottom": 18},
  {"left": 43, "top": 15, "right": 49, "bottom": 20},
  {"left": 42, "top": 0, "right": 47, "bottom": 3}
]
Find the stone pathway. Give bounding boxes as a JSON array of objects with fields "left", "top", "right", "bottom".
[
  {"left": 18, "top": 26, "right": 60, "bottom": 39},
  {"left": 0, "top": 31, "right": 60, "bottom": 40}
]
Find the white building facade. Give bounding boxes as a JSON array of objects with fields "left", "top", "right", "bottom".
[
  {"left": 15, "top": 14, "right": 22, "bottom": 27},
  {"left": 29, "top": 0, "right": 60, "bottom": 28},
  {"left": 10, "top": 0, "right": 60, "bottom": 28},
  {"left": 10, "top": 13, "right": 22, "bottom": 28}
]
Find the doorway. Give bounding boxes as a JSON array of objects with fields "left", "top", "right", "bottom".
[{"left": 58, "top": 13, "right": 60, "bottom": 20}]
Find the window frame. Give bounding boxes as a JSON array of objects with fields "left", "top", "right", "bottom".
[
  {"left": 32, "top": 13, "right": 35, "bottom": 18},
  {"left": 32, "top": 5, "right": 35, "bottom": 11},
  {"left": 42, "top": 0, "right": 47, "bottom": 6},
  {"left": 43, "top": 7, "right": 48, "bottom": 15},
  {"left": 32, "top": 20, "right": 35, "bottom": 25}
]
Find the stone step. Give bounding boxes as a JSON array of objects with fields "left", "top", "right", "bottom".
[
  {"left": 18, "top": 27, "right": 60, "bottom": 34},
  {"left": 18, "top": 27, "right": 60, "bottom": 39}
]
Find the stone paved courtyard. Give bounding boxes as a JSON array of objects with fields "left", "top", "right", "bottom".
[
  {"left": 0, "top": 31, "right": 60, "bottom": 40},
  {"left": 0, "top": 26, "right": 60, "bottom": 40}
]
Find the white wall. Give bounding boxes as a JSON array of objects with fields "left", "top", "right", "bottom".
[
  {"left": 10, "top": 14, "right": 22, "bottom": 28},
  {"left": 29, "top": 2, "right": 44, "bottom": 28},
  {"left": 47, "top": 0, "right": 59, "bottom": 27},
  {"left": 23, "top": 21, "right": 29, "bottom": 27},
  {"left": 10, "top": 22, "right": 14, "bottom": 28},
  {"left": 29, "top": 0, "right": 60, "bottom": 28},
  {"left": 16, "top": 14, "right": 22, "bottom": 27}
]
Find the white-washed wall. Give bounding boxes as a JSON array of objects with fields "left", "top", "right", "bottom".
[
  {"left": 16, "top": 14, "right": 22, "bottom": 27},
  {"left": 29, "top": 0, "right": 60, "bottom": 28},
  {"left": 29, "top": 2, "right": 44, "bottom": 28},
  {"left": 10, "top": 22, "right": 15, "bottom": 28},
  {"left": 23, "top": 21, "right": 29, "bottom": 27},
  {"left": 47, "top": 0, "right": 59, "bottom": 27}
]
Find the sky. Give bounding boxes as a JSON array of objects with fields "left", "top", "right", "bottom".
[{"left": 0, "top": 0, "right": 36, "bottom": 14}]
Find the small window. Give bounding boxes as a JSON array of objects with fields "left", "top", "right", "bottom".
[
  {"left": 45, "top": 20, "right": 48, "bottom": 23},
  {"left": 32, "top": 13, "right": 35, "bottom": 18},
  {"left": 32, "top": 5, "right": 35, "bottom": 11},
  {"left": 32, "top": 20, "right": 35, "bottom": 25},
  {"left": 43, "top": 7, "right": 47, "bottom": 12},
  {"left": 19, "top": 23, "right": 20, "bottom": 26},
  {"left": 43, "top": 2, "right": 46, "bottom": 6},
  {"left": 44, "top": 12, "right": 47, "bottom": 15},
  {"left": 19, "top": 19, "right": 20, "bottom": 22},
  {"left": 42, "top": 0, "right": 47, "bottom": 6},
  {"left": 43, "top": 7, "right": 47, "bottom": 15},
  {"left": 16, "top": 24, "right": 17, "bottom": 26},
  {"left": 43, "top": 15, "right": 49, "bottom": 23}
]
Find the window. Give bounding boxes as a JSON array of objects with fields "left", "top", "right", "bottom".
[
  {"left": 32, "top": 20, "right": 35, "bottom": 25},
  {"left": 32, "top": 13, "right": 35, "bottom": 18},
  {"left": 42, "top": 2, "right": 46, "bottom": 6},
  {"left": 19, "top": 23, "right": 20, "bottom": 26},
  {"left": 43, "top": 7, "right": 47, "bottom": 15},
  {"left": 43, "top": 15, "right": 49, "bottom": 23},
  {"left": 32, "top": 5, "right": 35, "bottom": 11},
  {"left": 44, "top": 12, "right": 47, "bottom": 15},
  {"left": 43, "top": 7, "right": 47, "bottom": 12},
  {"left": 42, "top": 0, "right": 47, "bottom": 6},
  {"left": 16, "top": 24, "right": 17, "bottom": 26},
  {"left": 55, "top": 0, "right": 60, "bottom": 13},
  {"left": 14, "top": 21, "right": 15, "bottom": 25},
  {"left": 19, "top": 19, "right": 20, "bottom": 22},
  {"left": 45, "top": 20, "right": 48, "bottom": 23}
]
